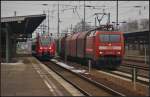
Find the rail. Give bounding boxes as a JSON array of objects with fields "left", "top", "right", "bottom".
[
  {"left": 122, "top": 61, "right": 149, "bottom": 71},
  {"left": 44, "top": 61, "right": 125, "bottom": 96}
]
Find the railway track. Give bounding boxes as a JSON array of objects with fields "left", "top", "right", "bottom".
[
  {"left": 57, "top": 57, "right": 149, "bottom": 84},
  {"left": 119, "top": 61, "right": 149, "bottom": 79},
  {"left": 124, "top": 58, "right": 149, "bottom": 64},
  {"left": 122, "top": 61, "right": 149, "bottom": 70},
  {"left": 108, "top": 70, "right": 149, "bottom": 85},
  {"left": 40, "top": 58, "right": 149, "bottom": 96},
  {"left": 42, "top": 61, "right": 125, "bottom": 96},
  {"left": 56, "top": 58, "right": 149, "bottom": 94}
]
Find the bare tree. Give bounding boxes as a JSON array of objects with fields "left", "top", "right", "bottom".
[
  {"left": 127, "top": 20, "right": 139, "bottom": 32},
  {"left": 139, "top": 18, "right": 149, "bottom": 30},
  {"left": 119, "top": 18, "right": 149, "bottom": 32},
  {"left": 119, "top": 23, "right": 128, "bottom": 32},
  {"left": 72, "top": 20, "right": 92, "bottom": 32}
]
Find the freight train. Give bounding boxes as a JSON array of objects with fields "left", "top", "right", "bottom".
[
  {"left": 32, "top": 33, "right": 56, "bottom": 60},
  {"left": 56, "top": 25, "right": 124, "bottom": 69}
]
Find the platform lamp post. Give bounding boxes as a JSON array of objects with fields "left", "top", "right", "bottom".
[
  {"left": 83, "top": 0, "right": 85, "bottom": 31},
  {"left": 42, "top": 10, "right": 46, "bottom": 35},
  {"left": 56, "top": 1, "right": 60, "bottom": 57},
  {"left": 133, "top": 5, "right": 142, "bottom": 31},
  {"left": 14, "top": 11, "right": 17, "bottom": 16},
  {"left": 116, "top": 0, "right": 119, "bottom": 31},
  {"left": 133, "top": 6, "right": 142, "bottom": 16},
  {"left": 42, "top": 3, "right": 50, "bottom": 35}
]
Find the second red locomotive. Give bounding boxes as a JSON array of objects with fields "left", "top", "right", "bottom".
[{"left": 32, "top": 33, "right": 56, "bottom": 60}]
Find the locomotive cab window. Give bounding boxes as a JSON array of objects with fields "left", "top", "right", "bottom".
[
  {"left": 40, "top": 37, "right": 51, "bottom": 46},
  {"left": 100, "top": 34, "right": 120, "bottom": 42}
]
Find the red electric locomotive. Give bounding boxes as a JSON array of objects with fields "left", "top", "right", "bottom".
[
  {"left": 85, "top": 25, "right": 124, "bottom": 68},
  {"left": 33, "top": 33, "right": 55, "bottom": 60},
  {"left": 58, "top": 24, "right": 124, "bottom": 69}
]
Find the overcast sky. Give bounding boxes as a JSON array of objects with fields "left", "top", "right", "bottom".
[{"left": 1, "top": 1, "right": 149, "bottom": 35}]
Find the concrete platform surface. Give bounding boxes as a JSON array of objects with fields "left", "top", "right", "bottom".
[{"left": 1, "top": 57, "right": 82, "bottom": 96}]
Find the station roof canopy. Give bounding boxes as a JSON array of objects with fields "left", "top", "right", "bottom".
[
  {"left": 1, "top": 14, "right": 46, "bottom": 37},
  {"left": 123, "top": 30, "right": 149, "bottom": 38}
]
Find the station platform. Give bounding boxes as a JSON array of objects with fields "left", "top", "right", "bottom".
[{"left": 1, "top": 56, "right": 83, "bottom": 96}]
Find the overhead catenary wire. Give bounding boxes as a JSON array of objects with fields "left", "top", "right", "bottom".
[
  {"left": 15, "top": 1, "right": 147, "bottom": 34},
  {"left": 74, "top": 7, "right": 82, "bottom": 21}
]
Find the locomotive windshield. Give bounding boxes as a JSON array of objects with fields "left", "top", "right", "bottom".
[
  {"left": 100, "top": 34, "right": 120, "bottom": 42},
  {"left": 40, "top": 37, "right": 51, "bottom": 46}
]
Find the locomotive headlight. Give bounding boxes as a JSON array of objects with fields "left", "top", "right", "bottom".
[
  {"left": 40, "top": 47, "right": 43, "bottom": 50},
  {"left": 117, "top": 51, "right": 121, "bottom": 54},
  {"left": 49, "top": 47, "right": 52, "bottom": 50},
  {"left": 99, "top": 51, "right": 103, "bottom": 54}
]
